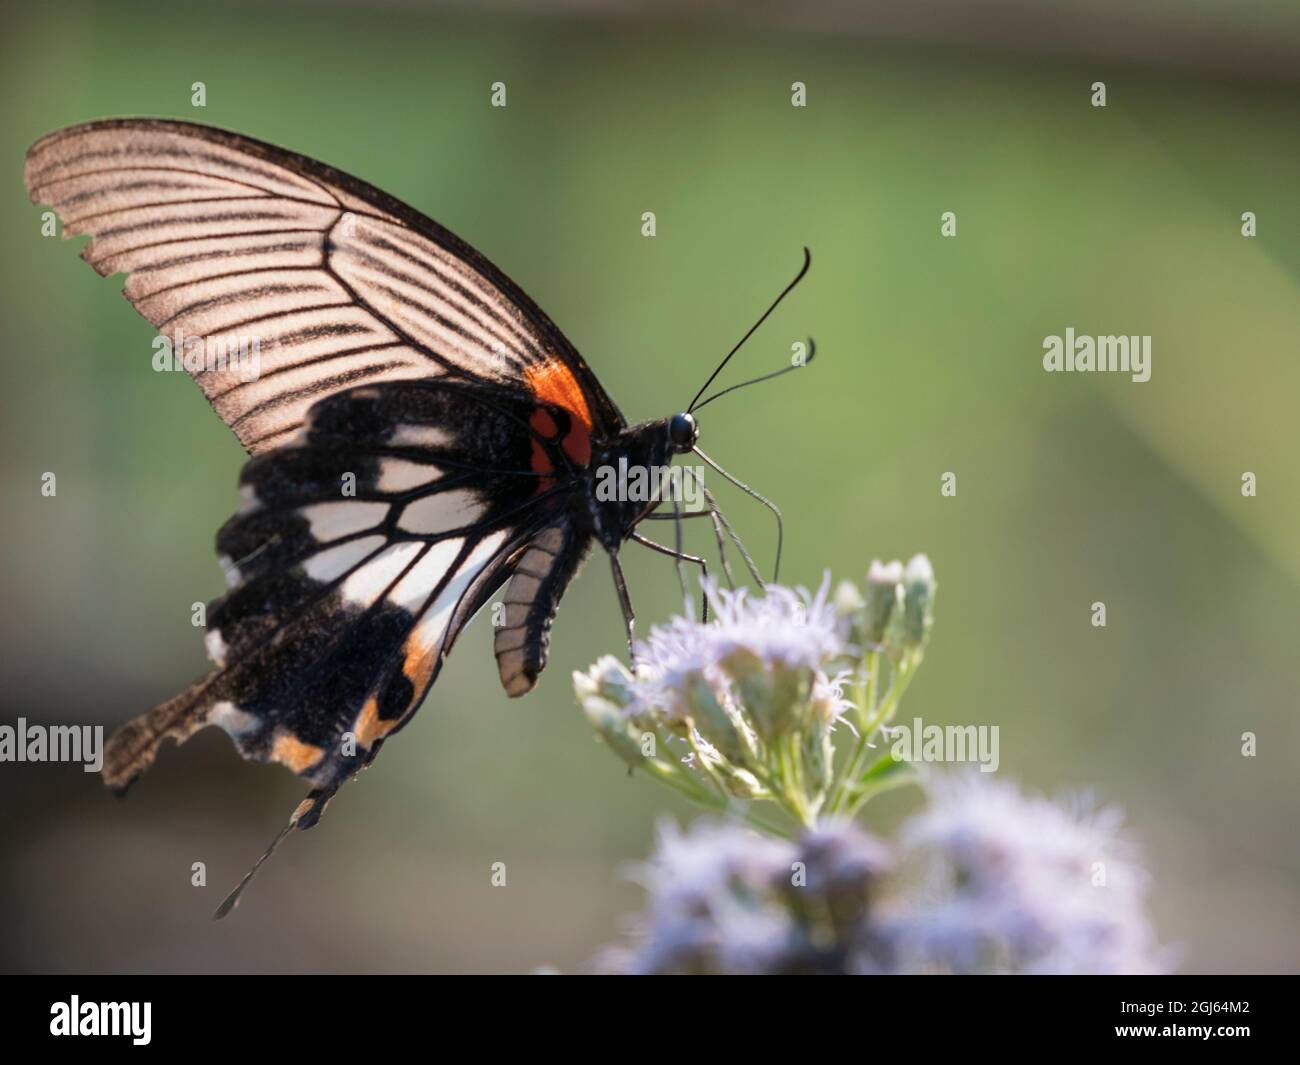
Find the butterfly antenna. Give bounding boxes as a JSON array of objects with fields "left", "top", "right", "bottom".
[
  {"left": 708, "top": 506, "right": 739, "bottom": 588},
  {"left": 684, "top": 471, "right": 739, "bottom": 588},
  {"left": 691, "top": 337, "right": 816, "bottom": 413},
  {"left": 693, "top": 449, "right": 783, "bottom": 583},
  {"left": 688, "top": 248, "right": 812, "bottom": 414}
]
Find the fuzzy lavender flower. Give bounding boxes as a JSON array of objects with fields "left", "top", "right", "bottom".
[
  {"left": 577, "top": 577, "right": 855, "bottom": 822},
  {"left": 598, "top": 774, "right": 1165, "bottom": 975},
  {"left": 877, "top": 773, "right": 1165, "bottom": 974},
  {"left": 574, "top": 563, "right": 936, "bottom": 827},
  {"left": 599, "top": 818, "right": 891, "bottom": 975},
  {"left": 631, "top": 577, "right": 844, "bottom": 737},
  {"left": 598, "top": 821, "right": 799, "bottom": 975}
]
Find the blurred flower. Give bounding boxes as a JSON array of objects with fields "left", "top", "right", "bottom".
[
  {"left": 598, "top": 774, "right": 1166, "bottom": 975},
  {"left": 597, "top": 820, "right": 796, "bottom": 975},
  {"left": 599, "top": 818, "right": 890, "bottom": 975},
  {"left": 878, "top": 773, "right": 1164, "bottom": 974}
]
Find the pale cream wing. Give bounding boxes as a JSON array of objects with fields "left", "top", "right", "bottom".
[{"left": 25, "top": 119, "right": 581, "bottom": 453}]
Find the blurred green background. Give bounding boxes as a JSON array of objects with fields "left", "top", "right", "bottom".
[{"left": 1, "top": 0, "right": 1297, "bottom": 973}]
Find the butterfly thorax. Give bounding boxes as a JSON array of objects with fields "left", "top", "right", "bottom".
[{"left": 582, "top": 418, "right": 684, "bottom": 549}]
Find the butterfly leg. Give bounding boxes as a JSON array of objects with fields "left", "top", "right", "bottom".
[
  {"left": 682, "top": 469, "right": 742, "bottom": 589},
  {"left": 693, "top": 448, "right": 782, "bottom": 584},
  {"left": 629, "top": 532, "right": 709, "bottom": 623},
  {"left": 609, "top": 551, "right": 637, "bottom": 663},
  {"left": 643, "top": 484, "right": 737, "bottom": 590}
]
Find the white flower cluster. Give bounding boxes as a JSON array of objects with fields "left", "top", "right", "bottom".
[
  {"left": 575, "top": 578, "right": 855, "bottom": 825},
  {"left": 575, "top": 561, "right": 937, "bottom": 826}
]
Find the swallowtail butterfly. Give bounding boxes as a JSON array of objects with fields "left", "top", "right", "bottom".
[{"left": 26, "top": 120, "right": 809, "bottom": 911}]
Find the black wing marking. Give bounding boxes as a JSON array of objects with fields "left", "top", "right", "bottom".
[{"left": 25, "top": 119, "right": 626, "bottom": 452}]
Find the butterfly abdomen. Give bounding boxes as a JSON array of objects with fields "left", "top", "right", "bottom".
[{"left": 495, "top": 524, "right": 591, "bottom": 697}]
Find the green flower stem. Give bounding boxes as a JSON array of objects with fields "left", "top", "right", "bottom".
[
  {"left": 737, "top": 756, "right": 805, "bottom": 827},
  {"left": 634, "top": 737, "right": 797, "bottom": 837},
  {"left": 857, "top": 650, "right": 878, "bottom": 743},
  {"left": 829, "top": 652, "right": 919, "bottom": 815},
  {"left": 842, "top": 760, "right": 917, "bottom": 817},
  {"left": 828, "top": 654, "right": 879, "bottom": 814},
  {"left": 645, "top": 758, "right": 795, "bottom": 838},
  {"left": 684, "top": 730, "right": 732, "bottom": 805},
  {"left": 638, "top": 756, "right": 722, "bottom": 808},
  {"left": 788, "top": 734, "right": 823, "bottom": 820},
  {"left": 774, "top": 738, "right": 816, "bottom": 828},
  {"left": 735, "top": 805, "right": 795, "bottom": 839},
  {"left": 869, "top": 656, "right": 918, "bottom": 734}
]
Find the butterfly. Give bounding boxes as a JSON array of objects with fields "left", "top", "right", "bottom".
[{"left": 25, "top": 119, "right": 811, "bottom": 911}]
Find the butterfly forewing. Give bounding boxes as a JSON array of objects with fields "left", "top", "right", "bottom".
[{"left": 25, "top": 119, "right": 624, "bottom": 453}]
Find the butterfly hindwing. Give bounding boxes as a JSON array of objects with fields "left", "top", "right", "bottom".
[{"left": 102, "top": 378, "right": 591, "bottom": 795}]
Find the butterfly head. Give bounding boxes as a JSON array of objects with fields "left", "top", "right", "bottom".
[{"left": 667, "top": 412, "right": 699, "bottom": 454}]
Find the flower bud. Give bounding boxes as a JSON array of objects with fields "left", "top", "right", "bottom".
[
  {"left": 721, "top": 647, "right": 810, "bottom": 744},
  {"left": 577, "top": 655, "right": 636, "bottom": 707},
  {"left": 574, "top": 660, "right": 646, "bottom": 769},
  {"left": 684, "top": 672, "right": 746, "bottom": 765},
  {"left": 834, "top": 579, "right": 865, "bottom": 614},
  {"left": 802, "top": 719, "right": 835, "bottom": 799},
  {"left": 864, "top": 560, "right": 903, "bottom": 645},
  {"left": 833, "top": 579, "right": 866, "bottom": 648},
  {"left": 718, "top": 766, "right": 764, "bottom": 800},
  {"left": 902, "top": 554, "right": 936, "bottom": 650},
  {"left": 582, "top": 697, "right": 647, "bottom": 770}
]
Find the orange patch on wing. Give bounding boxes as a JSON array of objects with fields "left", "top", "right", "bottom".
[
  {"left": 353, "top": 696, "right": 401, "bottom": 748},
  {"left": 271, "top": 732, "right": 325, "bottom": 774},
  {"left": 402, "top": 635, "right": 440, "bottom": 692},
  {"left": 525, "top": 359, "right": 593, "bottom": 429}
]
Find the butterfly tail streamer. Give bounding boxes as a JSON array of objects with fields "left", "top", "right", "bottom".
[
  {"left": 213, "top": 787, "right": 336, "bottom": 920},
  {"left": 101, "top": 672, "right": 220, "bottom": 795}
]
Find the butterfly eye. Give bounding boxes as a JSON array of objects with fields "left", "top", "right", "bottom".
[{"left": 668, "top": 412, "right": 699, "bottom": 452}]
